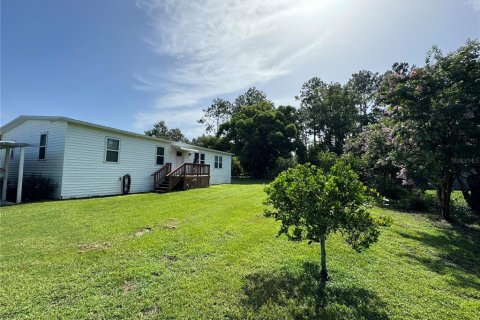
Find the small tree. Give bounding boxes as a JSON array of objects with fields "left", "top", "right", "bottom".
[{"left": 265, "top": 162, "right": 380, "bottom": 283}]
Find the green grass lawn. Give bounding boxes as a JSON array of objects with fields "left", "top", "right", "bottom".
[{"left": 1, "top": 182, "right": 479, "bottom": 319}]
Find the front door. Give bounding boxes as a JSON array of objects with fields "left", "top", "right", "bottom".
[{"left": 175, "top": 150, "right": 184, "bottom": 168}]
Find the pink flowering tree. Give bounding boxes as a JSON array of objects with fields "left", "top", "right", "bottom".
[{"left": 377, "top": 40, "right": 480, "bottom": 219}]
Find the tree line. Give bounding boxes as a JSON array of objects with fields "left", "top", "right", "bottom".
[{"left": 145, "top": 40, "right": 480, "bottom": 221}]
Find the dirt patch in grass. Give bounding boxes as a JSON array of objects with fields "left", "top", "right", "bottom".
[
  {"left": 134, "top": 227, "right": 152, "bottom": 237},
  {"left": 123, "top": 280, "right": 137, "bottom": 294},
  {"left": 164, "top": 254, "right": 178, "bottom": 262},
  {"left": 78, "top": 242, "right": 111, "bottom": 253},
  {"left": 157, "top": 218, "right": 180, "bottom": 230},
  {"left": 141, "top": 306, "right": 160, "bottom": 316}
]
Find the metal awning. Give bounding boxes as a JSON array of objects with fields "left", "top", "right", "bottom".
[
  {"left": 0, "top": 141, "right": 30, "bottom": 149},
  {"left": 171, "top": 145, "right": 199, "bottom": 153}
]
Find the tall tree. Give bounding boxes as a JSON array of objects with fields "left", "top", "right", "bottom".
[
  {"left": 167, "top": 128, "right": 189, "bottom": 143},
  {"left": 297, "top": 79, "right": 358, "bottom": 154},
  {"left": 377, "top": 40, "right": 480, "bottom": 220},
  {"left": 145, "top": 121, "right": 189, "bottom": 143},
  {"left": 234, "top": 87, "right": 270, "bottom": 108},
  {"left": 198, "top": 98, "right": 234, "bottom": 134},
  {"left": 190, "top": 134, "right": 229, "bottom": 151},
  {"left": 144, "top": 120, "right": 169, "bottom": 139},
  {"left": 297, "top": 77, "right": 327, "bottom": 145},
  {"left": 219, "top": 101, "right": 300, "bottom": 178},
  {"left": 346, "top": 70, "right": 382, "bottom": 130},
  {"left": 198, "top": 88, "right": 270, "bottom": 135}
]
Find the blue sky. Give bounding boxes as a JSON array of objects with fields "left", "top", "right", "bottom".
[{"left": 1, "top": 0, "right": 479, "bottom": 138}]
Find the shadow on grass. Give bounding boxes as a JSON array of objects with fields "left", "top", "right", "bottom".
[
  {"left": 231, "top": 177, "right": 272, "bottom": 185},
  {"left": 397, "top": 222, "right": 480, "bottom": 291},
  {"left": 238, "top": 262, "right": 388, "bottom": 320}
]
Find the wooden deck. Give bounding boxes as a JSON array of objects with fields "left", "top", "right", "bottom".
[{"left": 151, "top": 163, "right": 210, "bottom": 193}]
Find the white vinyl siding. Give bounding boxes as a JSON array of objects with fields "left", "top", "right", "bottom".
[
  {"left": 61, "top": 123, "right": 176, "bottom": 198},
  {"left": 0, "top": 120, "right": 67, "bottom": 198}
]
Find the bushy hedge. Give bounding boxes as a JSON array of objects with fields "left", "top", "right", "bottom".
[{"left": 21, "top": 174, "right": 56, "bottom": 202}]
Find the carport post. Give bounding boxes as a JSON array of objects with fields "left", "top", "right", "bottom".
[
  {"left": 2, "top": 147, "right": 10, "bottom": 201},
  {"left": 16, "top": 147, "right": 25, "bottom": 203}
]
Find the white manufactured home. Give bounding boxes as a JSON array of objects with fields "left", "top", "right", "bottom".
[{"left": 0, "top": 116, "right": 232, "bottom": 201}]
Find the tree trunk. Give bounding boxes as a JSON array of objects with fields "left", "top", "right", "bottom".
[
  {"left": 437, "top": 174, "right": 454, "bottom": 221},
  {"left": 459, "top": 174, "right": 480, "bottom": 214},
  {"left": 319, "top": 237, "right": 328, "bottom": 283}
]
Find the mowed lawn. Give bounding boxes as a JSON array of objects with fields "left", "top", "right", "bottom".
[{"left": 1, "top": 182, "right": 479, "bottom": 319}]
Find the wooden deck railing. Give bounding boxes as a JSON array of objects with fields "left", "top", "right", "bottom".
[
  {"left": 151, "top": 163, "right": 172, "bottom": 189},
  {"left": 166, "top": 163, "right": 210, "bottom": 191}
]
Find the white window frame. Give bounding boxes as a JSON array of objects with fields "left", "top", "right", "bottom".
[
  {"left": 38, "top": 132, "right": 48, "bottom": 160},
  {"left": 155, "top": 146, "right": 165, "bottom": 166},
  {"left": 214, "top": 155, "right": 223, "bottom": 169},
  {"left": 194, "top": 152, "right": 206, "bottom": 164},
  {"left": 105, "top": 137, "right": 120, "bottom": 163}
]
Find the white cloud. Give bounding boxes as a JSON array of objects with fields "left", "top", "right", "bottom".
[{"left": 134, "top": 0, "right": 347, "bottom": 135}]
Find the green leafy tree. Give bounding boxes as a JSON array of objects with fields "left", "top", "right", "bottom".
[
  {"left": 167, "top": 128, "right": 189, "bottom": 143},
  {"left": 145, "top": 121, "right": 189, "bottom": 143},
  {"left": 296, "top": 77, "right": 327, "bottom": 145},
  {"left": 378, "top": 40, "right": 480, "bottom": 220},
  {"left": 198, "top": 88, "right": 270, "bottom": 135},
  {"left": 219, "top": 101, "right": 300, "bottom": 178},
  {"left": 144, "top": 120, "right": 169, "bottom": 139},
  {"left": 265, "top": 162, "right": 380, "bottom": 283},
  {"left": 344, "top": 119, "right": 401, "bottom": 198},
  {"left": 346, "top": 70, "right": 382, "bottom": 130},
  {"left": 297, "top": 79, "right": 358, "bottom": 153},
  {"left": 234, "top": 87, "right": 270, "bottom": 108},
  {"left": 198, "top": 98, "right": 234, "bottom": 134}
]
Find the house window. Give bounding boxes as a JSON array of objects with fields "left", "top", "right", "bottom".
[
  {"left": 214, "top": 156, "right": 223, "bottom": 169},
  {"left": 105, "top": 137, "right": 120, "bottom": 162},
  {"left": 156, "top": 146, "right": 165, "bottom": 165},
  {"left": 194, "top": 153, "right": 205, "bottom": 164},
  {"left": 38, "top": 133, "right": 47, "bottom": 160},
  {"left": 176, "top": 151, "right": 183, "bottom": 157}
]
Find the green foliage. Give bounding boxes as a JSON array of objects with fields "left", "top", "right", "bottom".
[
  {"left": 198, "top": 98, "right": 234, "bottom": 134},
  {"left": 21, "top": 174, "right": 56, "bottom": 202},
  {"left": 231, "top": 155, "right": 246, "bottom": 176},
  {"left": 144, "top": 120, "right": 189, "bottom": 143},
  {"left": 377, "top": 39, "right": 480, "bottom": 220},
  {"left": 219, "top": 101, "right": 301, "bottom": 178},
  {"left": 344, "top": 119, "right": 402, "bottom": 198},
  {"left": 269, "top": 156, "right": 297, "bottom": 179},
  {"left": 234, "top": 87, "right": 271, "bottom": 108},
  {"left": 265, "top": 162, "right": 380, "bottom": 280},
  {"left": 346, "top": 70, "right": 382, "bottom": 129},
  {"left": 198, "top": 87, "right": 271, "bottom": 135},
  {"left": 190, "top": 134, "right": 229, "bottom": 151},
  {"left": 297, "top": 79, "right": 358, "bottom": 154}
]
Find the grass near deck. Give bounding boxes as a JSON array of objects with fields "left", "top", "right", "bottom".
[{"left": 1, "top": 182, "right": 479, "bottom": 319}]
